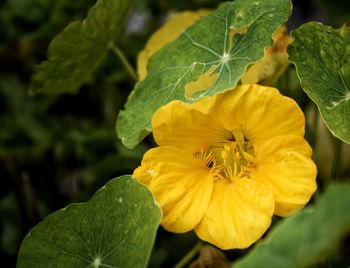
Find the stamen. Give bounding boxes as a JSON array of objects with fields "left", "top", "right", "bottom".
[
  {"left": 195, "top": 129, "right": 256, "bottom": 183},
  {"left": 221, "top": 150, "right": 228, "bottom": 160},
  {"left": 243, "top": 151, "right": 255, "bottom": 163},
  {"left": 195, "top": 149, "right": 215, "bottom": 169},
  {"left": 232, "top": 129, "right": 246, "bottom": 161}
]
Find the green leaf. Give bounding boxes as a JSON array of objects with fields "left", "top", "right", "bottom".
[
  {"left": 288, "top": 22, "right": 350, "bottom": 144},
  {"left": 17, "top": 175, "right": 162, "bottom": 268},
  {"left": 29, "top": 0, "right": 133, "bottom": 95},
  {"left": 232, "top": 183, "right": 350, "bottom": 268},
  {"left": 116, "top": 0, "right": 292, "bottom": 148}
]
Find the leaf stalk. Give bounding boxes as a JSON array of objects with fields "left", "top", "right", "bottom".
[
  {"left": 109, "top": 42, "right": 138, "bottom": 82},
  {"left": 173, "top": 241, "right": 202, "bottom": 268}
]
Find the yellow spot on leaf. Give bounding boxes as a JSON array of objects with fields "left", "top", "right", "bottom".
[
  {"left": 229, "top": 27, "right": 248, "bottom": 49},
  {"left": 241, "top": 26, "right": 292, "bottom": 85},
  {"left": 184, "top": 66, "right": 218, "bottom": 98}
]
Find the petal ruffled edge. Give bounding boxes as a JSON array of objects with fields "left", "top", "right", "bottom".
[
  {"left": 195, "top": 179, "right": 274, "bottom": 250},
  {"left": 152, "top": 98, "right": 232, "bottom": 152},
  {"left": 251, "top": 135, "right": 317, "bottom": 216},
  {"left": 210, "top": 85, "right": 305, "bottom": 145},
  {"left": 133, "top": 146, "right": 214, "bottom": 232},
  {"left": 153, "top": 84, "right": 305, "bottom": 152}
]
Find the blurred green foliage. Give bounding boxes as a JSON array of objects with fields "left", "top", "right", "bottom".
[
  {"left": 28, "top": 0, "right": 134, "bottom": 95},
  {"left": 313, "top": 0, "right": 350, "bottom": 27},
  {"left": 0, "top": 0, "right": 349, "bottom": 267}
]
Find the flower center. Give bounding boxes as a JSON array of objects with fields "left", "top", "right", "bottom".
[{"left": 197, "top": 129, "right": 256, "bottom": 182}]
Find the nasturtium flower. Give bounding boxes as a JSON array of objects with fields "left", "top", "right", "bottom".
[{"left": 133, "top": 84, "right": 317, "bottom": 250}]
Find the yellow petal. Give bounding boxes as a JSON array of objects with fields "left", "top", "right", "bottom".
[
  {"left": 133, "top": 146, "right": 214, "bottom": 232},
  {"left": 195, "top": 179, "right": 274, "bottom": 250},
  {"left": 251, "top": 135, "right": 317, "bottom": 216},
  {"left": 152, "top": 99, "right": 232, "bottom": 152},
  {"left": 153, "top": 85, "right": 305, "bottom": 150},
  {"left": 137, "top": 9, "right": 211, "bottom": 80},
  {"left": 241, "top": 26, "right": 292, "bottom": 85},
  {"left": 211, "top": 84, "right": 305, "bottom": 145}
]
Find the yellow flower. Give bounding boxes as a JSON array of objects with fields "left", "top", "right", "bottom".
[{"left": 133, "top": 84, "right": 317, "bottom": 250}]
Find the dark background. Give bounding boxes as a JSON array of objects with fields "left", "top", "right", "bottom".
[{"left": 0, "top": 0, "right": 348, "bottom": 266}]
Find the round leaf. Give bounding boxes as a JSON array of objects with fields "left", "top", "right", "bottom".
[
  {"left": 17, "top": 175, "right": 162, "bottom": 268},
  {"left": 288, "top": 22, "right": 350, "bottom": 144}
]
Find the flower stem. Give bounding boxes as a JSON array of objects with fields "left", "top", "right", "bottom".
[
  {"left": 330, "top": 138, "right": 342, "bottom": 180},
  {"left": 109, "top": 42, "right": 138, "bottom": 82},
  {"left": 174, "top": 241, "right": 202, "bottom": 268}
]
